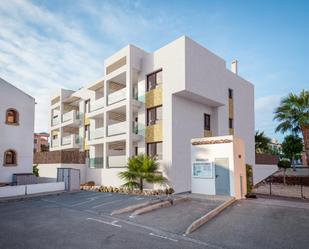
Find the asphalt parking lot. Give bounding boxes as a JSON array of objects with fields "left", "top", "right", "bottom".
[{"left": 0, "top": 191, "right": 309, "bottom": 249}]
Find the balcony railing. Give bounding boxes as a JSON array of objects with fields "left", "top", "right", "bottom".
[
  {"left": 90, "top": 127, "right": 104, "bottom": 140},
  {"left": 108, "top": 88, "right": 126, "bottom": 105},
  {"left": 61, "top": 134, "right": 79, "bottom": 146},
  {"left": 133, "top": 122, "right": 145, "bottom": 136},
  {"left": 52, "top": 117, "right": 60, "bottom": 126},
  {"left": 89, "top": 157, "right": 104, "bottom": 168},
  {"left": 90, "top": 97, "right": 105, "bottom": 112},
  {"left": 51, "top": 139, "right": 59, "bottom": 148},
  {"left": 108, "top": 155, "right": 126, "bottom": 168},
  {"left": 62, "top": 110, "right": 79, "bottom": 123},
  {"left": 108, "top": 121, "right": 126, "bottom": 136}
]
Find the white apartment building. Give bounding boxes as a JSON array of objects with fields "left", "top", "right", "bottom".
[
  {"left": 49, "top": 36, "right": 254, "bottom": 193},
  {"left": 0, "top": 78, "right": 35, "bottom": 183}
]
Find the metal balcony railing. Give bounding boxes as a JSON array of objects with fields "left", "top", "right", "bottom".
[{"left": 89, "top": 157, "right": 104, "bottom": 168}]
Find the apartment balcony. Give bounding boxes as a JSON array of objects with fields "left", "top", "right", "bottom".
[
  {"left": 61, "top": 134, "right": 80, "bottom": 150},
  {"left": 108, "top": 155, "right": 126, "bottom": 168},
  {"left": 51, "top": 138, "right": 59, "bottom": 149},
  {"left": 108, "top": 121, "right": 126, "bottom": 137},
  {"left": 88, "top": 157, "right": 104, "bottom": 169},
  {"left": 61, "top": 110, "right": 80, "bottom": 127},
  {"left": 88, "top": 127, "right": 105, "bottom": 145},
  {"left": 91, "top": 97, "right": 105, "bottom": 111},
  {"left": 108, "top": 88, "right": 126, "bottom": 105},
  {"left": 51, "top": 117, "right": 60, "bottom": 127}
]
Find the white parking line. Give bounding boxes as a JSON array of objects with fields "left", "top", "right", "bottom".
[
  {"left": 149, "top": 233, "right": 178, "bottom": 242},
  {"left": 87, "top": 217, "right": 122, "bottom": 228},
  {"left": 70, "top": 194, "right": 112, "bottom": 207},
  {"left": 92, "top": 199, "right": 125, "bottom": 209}
]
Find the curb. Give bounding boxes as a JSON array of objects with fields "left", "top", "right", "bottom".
[
  {"left": 132, "top": 196, "right": 191, "bottom": 216},
  {"left": 111, "top": 199, "right": 162, "bottom": 216},
  {"left": 132, "top": 200, "right": 172, "bottom": 215},
  {"left": 185, "top": 197, "right": 236, "bottom": 234}
]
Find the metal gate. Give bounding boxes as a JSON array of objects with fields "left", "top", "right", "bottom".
[
  {"left": 215, "top": 158, "right": 230, "bottom": 195},
  {"left": 57, "top": 168, "right": 80, "bottom": 192}
]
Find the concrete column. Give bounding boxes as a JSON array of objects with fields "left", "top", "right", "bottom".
[{"left": 126, "top": 50, "right": 133, "bottom": 159}]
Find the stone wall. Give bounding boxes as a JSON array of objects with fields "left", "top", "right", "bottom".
[
  {"left": 34, "top": 150, "right": 85, "bottom": 164},
  {"left": 255, "top": 153, "right": 279, "bottom": 165}
]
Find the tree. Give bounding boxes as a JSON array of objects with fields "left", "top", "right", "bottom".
[
  {"left": 118, "top": 154, "right": 165, "bottom": 192},
  {"left": 277, "top": 159, "right": 291, "bottom": 185},
  {"left": 33, "top": 164, "right": 39, "bottom": 177},
  {"left": 274, "top": 90, "right": 309, "bottom": 166},
  {"left": 281, "top": 134, "right": 303, "bottom": 171},
  {"left": 255, "top": 131, "right": 271, "bottom": 154}
]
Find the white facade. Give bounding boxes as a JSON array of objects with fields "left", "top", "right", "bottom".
[
  {"left": 0, "top": 78, "right": 35, "bottom": 183},
  {"left": 49, "top": 36, "right": 254, "bottom": 193}
]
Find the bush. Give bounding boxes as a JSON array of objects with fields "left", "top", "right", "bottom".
[
  {"left": 277, "top": 159, "right": 291, "bottom": 169},
  {"left": 33, "top": 164, "right": 39, "bottom": 177},
  {"left": 246, "top": 164, "right": 253, "bottom": 194}
]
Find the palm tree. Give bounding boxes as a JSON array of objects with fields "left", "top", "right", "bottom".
[
  {"left": 274, "top": 90, "right": 309, "bottom": 166},
  {"left": 255, "top": 130, "right": 271, "bottom": 154},
  {"left": 118, "top": 154, "right": 165, "bottom": 192}
]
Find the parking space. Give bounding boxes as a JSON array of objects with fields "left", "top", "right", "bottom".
[
  {"left": 1, "top": 191, "right": 309, "bottom": 249},
  {"left": 116, "top": 194, "right": 227, "bottom": 234},
  {"left": 189, "top": 198, "right": 309, "bottom": 249},
  {"left": 40, "top": 191, "right": 155, "bottom": 214}
]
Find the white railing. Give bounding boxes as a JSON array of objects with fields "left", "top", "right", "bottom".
[
  {"left": 90, "top": 97, "right": 105, "bottom": 112},
  {"left": 108, "top": 121, "right": 126, "bottom": 136},
  {"left": 62, "top": 135, "right": 72, "bottom": 145},
  {"left": 108, "top": 88, "right": 126, "bottom": 105},
  {"left": 90, "top": 127, "right": 104, "bottom": 140},
  {"left": 62, "top": 110, "right": 76, "bottom": 122},
  {"left": 108, "top": 155, "right": 127, "bottom": 168},
  {"left": 52, "top": 117, "right": 60, "bottom": 126},
  {"left": 52, "top": 139, "right": 59, "bottom": 148}
]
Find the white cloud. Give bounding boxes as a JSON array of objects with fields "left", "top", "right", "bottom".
[{"left": 0, "top": 0, "right": 104, "bottom": 132}]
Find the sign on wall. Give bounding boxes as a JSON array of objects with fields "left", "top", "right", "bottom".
[{"left": 192, "top": 162, "right": 214, "bottom": 178}]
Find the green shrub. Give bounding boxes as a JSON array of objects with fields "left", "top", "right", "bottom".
[
  {"left": 246, "top": 164, "right": 253, "bottom": 194},
  {"left": 33, "top": 164, "right": 39, "bottom": 177},
  {"left": 277, "top": 159, "right": 291, "bottom": 169}
]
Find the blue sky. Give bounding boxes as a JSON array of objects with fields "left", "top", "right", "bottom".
[{"left": 0, "top": 0, "right": 308, "bottom": 141}]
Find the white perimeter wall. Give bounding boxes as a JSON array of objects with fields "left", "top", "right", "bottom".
[
  {"left": 0, "top": 79, "right": 35, "bottom": 183},
  {"left": 253, "top": 164, "right": 278, "bottom": 185},
  {"left": 37, "top": 164, "right": 86, "bottom": 184}
]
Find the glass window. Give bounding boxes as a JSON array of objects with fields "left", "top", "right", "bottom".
[
  {"left": 147, "top": 106, "right": 162, "bottom": 125},
  {"left": 147, "top": 142, "right": 162, "bottom": 160},
  {"left": 228, "top": 89, "right": 233, "bottom": 99},
  {"left": 229, "top": 118, "right": 233, "bottom": 129},
  {"left": 204, "top": 114, "right": 211, "bottom": 131},
  {"left": 4, "top": 150, "right": 17, "bottom": 165},
  {"left": 6, "top": 109, "right": 19, "bottom": 125},
  {"left": 85, "top": 99, "right": 90, "bottom": 113},
  {"left": 147, "top": 70, "right": 162, "bottom": 92}
]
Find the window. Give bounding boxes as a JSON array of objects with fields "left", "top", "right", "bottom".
[
  {"left": 34, "top": 139, "right": 38, "bottom": 144},
  {"left": 204, "top": 114, "right": 211, "bottom": 131},
  {"left": 6, "top": 108, "right": 19, "bottom": 125},
  {"left": 3, "top": 150, "right": 17, "bottom": 166},
  {"left": 135, "top": 147, "right": 138, "bottom": 156},
  {"left": 147, "top": 69, "right": 162, "bottom": 92},
  {"left": 147, "top": 106, "right": 162, "bottom": 125},
  {"left": 147, "top": 142, "right": 162, "bottom": 160},
  {"left": 85, "top": 124, "right": 90, "bottom": 140},
  {"left": 228, "top": 88, "right": 233, "bottom": 99},
  {"left": 85, "top": 99, "right": 90, "bottom": 113},
  {"left": 229, "top": 118, "right": 233, "bottom": 129}
]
